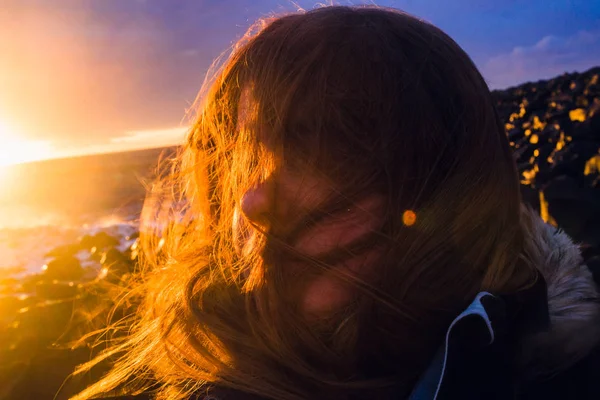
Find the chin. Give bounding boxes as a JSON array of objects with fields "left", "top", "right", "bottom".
[{"left": 301, "top": 274, "right": 355, "bottom": 318}]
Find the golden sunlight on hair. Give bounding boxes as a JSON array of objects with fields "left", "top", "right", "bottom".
[{"left": 0, "top": 121, "right": 54, "bottom": 166}]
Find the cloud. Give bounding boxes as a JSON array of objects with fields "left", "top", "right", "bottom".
[
  {"left": 0, "top": 1, "right": 254, "bottom": 145},
  {"left": 2, "top": 0, "right": 598, "bottom": 159},
  {"left": 49, "top": 126, "right": 189, "bottom": 160},
  {"left": 482, "top": 29, "right": 600, "bottom": 89},
  {"left": 111, "top": 126, "right": 188, "bottom": 147}
]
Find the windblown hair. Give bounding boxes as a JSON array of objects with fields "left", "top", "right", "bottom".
[{"left": 73, "top": 5, "right": 538, "bottom": 400}]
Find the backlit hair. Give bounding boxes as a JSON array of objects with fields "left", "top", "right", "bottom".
[{"left": 73, "top": 5, "right": 537, "bottom": 400}]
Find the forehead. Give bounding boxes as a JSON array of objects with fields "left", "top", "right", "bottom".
[
  {"left": 237, "top": 86, "right": 272, "bottom": 147},
  {"left": 237, "top": 86, "right": 257, "bottom": 130},
  {"left": 234, "top": 82, "right": 345, "bottom": 183},
  {"left": 234, "top": 87, "right": 383, "bottom": 210}
]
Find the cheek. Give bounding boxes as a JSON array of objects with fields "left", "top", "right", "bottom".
[
  {"left": 302, "top": 275, "right": 354, "bottom": 316},
  {"left": 301, "top": 246, "right": 383, "bottom": 317}
]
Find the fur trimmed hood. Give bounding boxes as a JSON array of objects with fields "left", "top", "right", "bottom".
[
  {"left": 408, "top": 207, "right": 600, "bottom": 400},
  {"left": 515, "top": 206, "right": 600, "bottom": 379}
]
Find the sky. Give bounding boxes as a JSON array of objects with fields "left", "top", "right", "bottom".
[{"left": 0, "top": 0, "right": 599, "bottom": 165}]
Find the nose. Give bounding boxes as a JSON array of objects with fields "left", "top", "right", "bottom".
[{"left": 240, "top": 178, "right": 275, "bottom": 228}]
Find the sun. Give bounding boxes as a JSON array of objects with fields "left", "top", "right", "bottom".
[{"left": 0, "top": 120, "right": 54, "bottom": 167}]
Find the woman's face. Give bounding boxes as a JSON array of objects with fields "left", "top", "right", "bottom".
[{"left": 233, "top": 163, "right": 385, "bottom": 318}]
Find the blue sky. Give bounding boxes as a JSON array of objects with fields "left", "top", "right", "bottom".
[{"left": 1, "top": 0, "right": 599, "bottom": 160}]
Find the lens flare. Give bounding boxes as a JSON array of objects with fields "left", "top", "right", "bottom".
[{"left": 402, "top": 210, "right": 417, "bottom": 226}]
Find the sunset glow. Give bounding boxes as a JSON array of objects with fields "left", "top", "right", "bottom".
[{"left": 0, "top": 121, "right": 54, "bottom": 166}]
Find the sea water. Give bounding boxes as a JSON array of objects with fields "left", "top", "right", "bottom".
[{"left": 0, "top": 147, "right": 175, "bottom": 277}]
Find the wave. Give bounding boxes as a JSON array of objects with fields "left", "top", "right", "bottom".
[{"left": 0, "top": 216, "right": 139, "bottom": 278}]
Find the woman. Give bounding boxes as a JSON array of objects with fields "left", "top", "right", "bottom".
[{"left": 74, "top": 5, "right": 600, "bottom": 400}]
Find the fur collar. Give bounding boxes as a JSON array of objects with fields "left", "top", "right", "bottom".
[{"left": 516, "top": 206, "right": 600, "bottom": 380}]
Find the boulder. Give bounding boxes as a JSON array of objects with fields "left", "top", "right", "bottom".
[
  {"left": 586, "top": 256, "right": 600, "bottom": 286},
  {"left": 100, "top": 248, "right": 134, "bottom": 282},
  {"left": 79, "top": 232, "right": 119, "bottom": 251},
  {"left": 551, "top": 141, "right": 600, "bottom": 181},
  {"left": 43, "top": 256, "right": 84, "bottom": 281},
  {"left": 35, "top": 281, "right": 78, "bottom": 300},
  {"left": 45, "top": 243, "right": 81, "bottom": 259},
  {"left": 543, "top": 175, "right": 600, "bottom": 246}
]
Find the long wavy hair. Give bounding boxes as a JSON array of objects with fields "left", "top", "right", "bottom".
[{"left": 73, "top": 5, "right": 538, "bottom": 400}]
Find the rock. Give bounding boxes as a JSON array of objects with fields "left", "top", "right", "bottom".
[
  {"left": 88, "top": 245, "right": 103, "bottom": 262},
  {"left": 514, "top": 140, "right": 536, "bottom": 163},
  {"left": 551, "top": 141, "right": 600, "bottom": 181},
  {"left": 571, "top": 112, "right": 600, "bottom": 141},
  {"left": 0, "top": 296, "right": 21, "bottom": 318},
  {"left": 0, "top": 295, "right": 36, "bottom": 321},
  {"left": 100, "top": 247, "right": 129, "bottom": 266},
  {"left": 568, "top": 80, "right": 584, "bottom": 95},
  {"left": 43, "top": 256, "right": 84, "bottom": 281},
  {"left": 81, "top": 266, "right": 100, "bottom": 281},
  {"left": 586, "top": 256, "right": 600, "bottom": 286},
  {"left": 0, "top": 360, "right": 29, "bottom": 400},
  {"left": 100, "top": 248, "right": 134, "bottom": 282},
  {"left": 35, "top": 281, "right": 78, "bottom": 300},
  {"left": 543, "top": 175, "right": 600, "bottom": 246},
  {"left": 527, "top": 94, "right": 547, "bottom": 113},
  {"left": 21, "top": 274, "right": 44, "bottom": 293},
  {"left": 79, "top": 232, "right": 119, "bottom": 251},
  {"left": 44, "top": 243, "right": 81, "bottom": 259},
  {"left": 581, "top": 243, "right": 600, "bottom": 263},
  {"left": 534, "top": 143, "right": 556, "bottom": 179},
  {"left": 520, "top": 185, "right": 540, "bottom": 212},
  {"left": 15, "top": 298, "right": 75, "bottom": 343},
  {"left": 0, "top": 277, "right": 20, "bottom": 295},
  {"left": 126, "top": 231, "right": 140, "bottom": 241}
]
